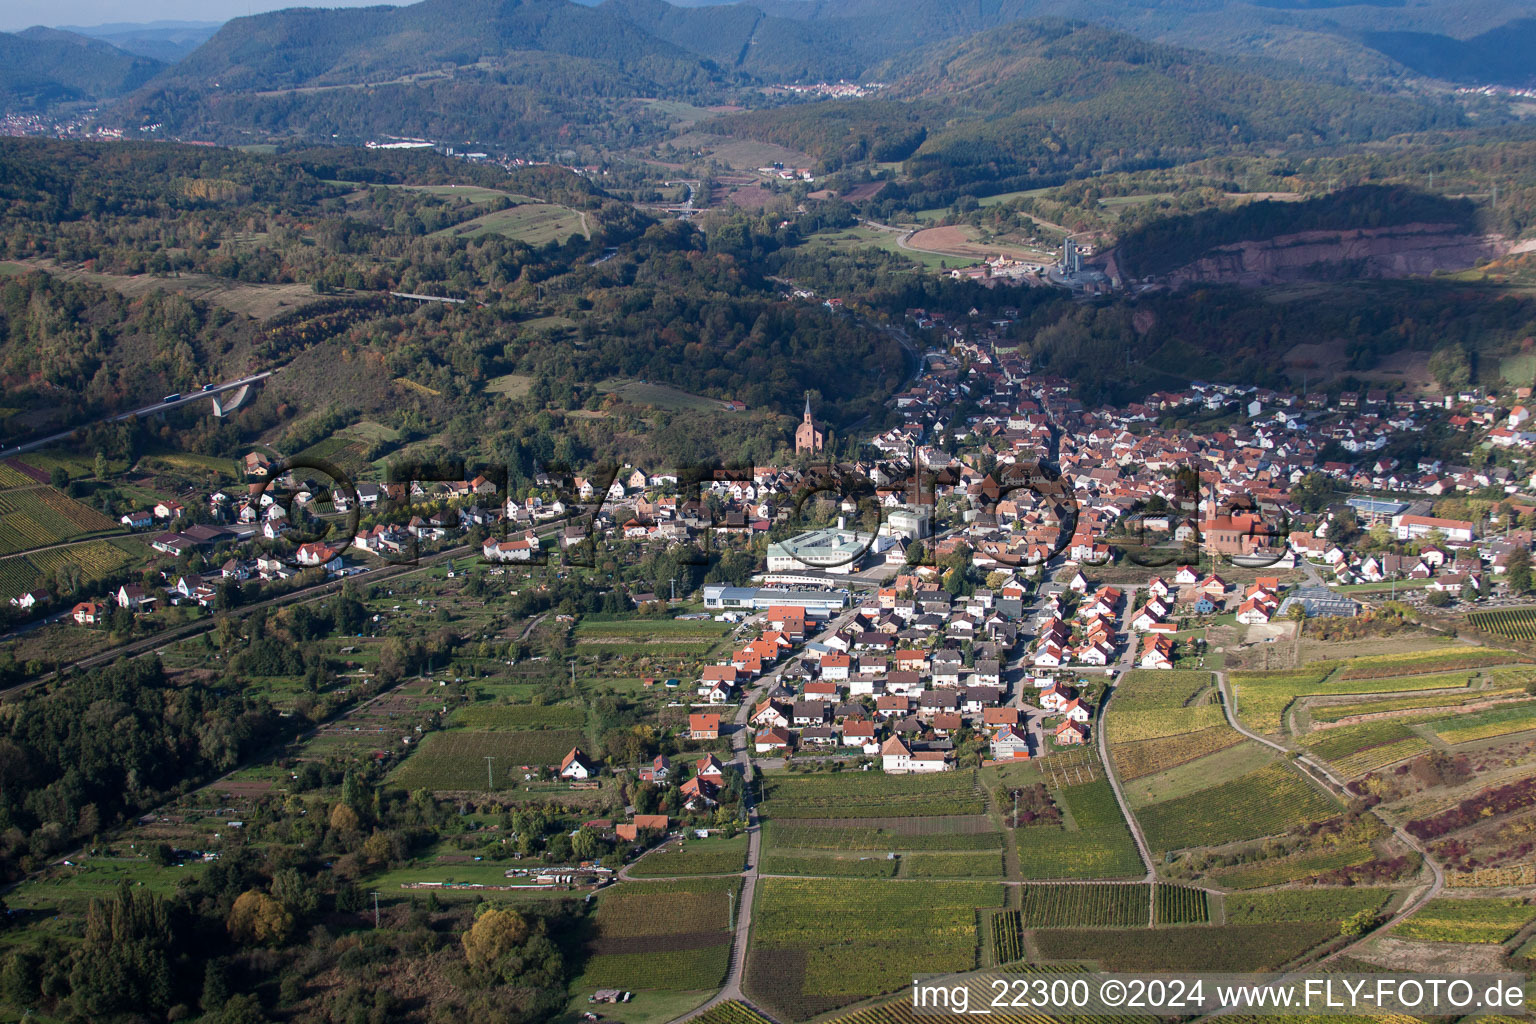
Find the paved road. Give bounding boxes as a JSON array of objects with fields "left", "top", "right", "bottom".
[
  {"left": 665, "top": 608, "right": 859, "bottom": 1024},
  {"left": 1095, "top": 592, "right": 1156, "bottom": 884},
  {"left": 0, "top": 372, "right": 274, "bottom": 457}
]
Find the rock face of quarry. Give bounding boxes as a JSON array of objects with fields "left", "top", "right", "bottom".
[{"left": 1124, "top": 222, "right": 1509, "bottom": 287}]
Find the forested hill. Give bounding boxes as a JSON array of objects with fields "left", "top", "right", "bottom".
[
  {"left": 153, "top": 0, "right": 704, "bottom": 91},
  {"left": 710, "top": 20, "right": 1464, "bottom": 200},
  {"left": 0, "top": 28, "right": 164, "bottom": 110},
  {"left": 1110, "top": 185, "right": 1482, "bottom": 279}
]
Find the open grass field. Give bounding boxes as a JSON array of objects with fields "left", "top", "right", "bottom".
[
  {"left": 1020, "top": 884, "right": 1146, "bottom": 928},
  {"left": 1391, "top": 897, "right": 1535, "bottom": 943},
  {"left": 399, "top": 184, "right": 535, "bottom": 204},
  {"left": 485, "top": 373, "right": 535, "bottom": 398},
  {"left": 1426, "top": 701, "right": 1536, "bottom": 745},
  {"left": 0, "top": 258, "right": 321, "bottom": 320},
  {"left": 805, "top": 225, "right": 956, "bottom": 273},
  {"left": 434, "top": 202, "right": 588, "bottom": 244},
  {"left": 390, "top": 728, "right": 588, "bottom": 790},
  {"left": 629, "top": 835, "right": 747, "bottom": 877},
  {"left": 1136, "top": 761, "right": 1339, "bottom": 853},
  {"left": 0, "top": 486, "right": 120, "bottom": 555},
  {"left": 1112, "top": 670, "right": 1213, "bottom": 708},
  {"left": 1223, "top": 889, "right": 1391, "bottom": 925},
  {"left": 594, "top": 377, "right": 732, "bottom": 412},
  {"left": 7, "top": 856, "right": 208, "bottom": 915},
  {"left": 905, "top": 224, "right": 1051, "bottom": 263},
  {"left": 745, "top": 878, "right": 1003, "bottom": 1020},
  {"left": 1032, "top": 922, "right": 1338, "bottom": 971}
]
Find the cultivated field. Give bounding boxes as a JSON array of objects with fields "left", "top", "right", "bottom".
[
  {"left": 1135, "top": 761, "right": 1339, "bottom": 852},
  {"left": 390, "top": 728, "right": 588, "bottom": 790},
  {"left": 1391, "top": 897, "right": 1535, "bottom": 943},
  {"left": 0, "top": 486, "right": 120, "bottom": 555},
  {"left": 745, "top": 878, "right": 1003, "bottom": 1020},
  {"left": 578, "top": 877, "right": 738, "bottom": 990}
]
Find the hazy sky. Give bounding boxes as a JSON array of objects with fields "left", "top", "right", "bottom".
[{"left": 4, "top": 0, "right": 399, "bottom": 34}]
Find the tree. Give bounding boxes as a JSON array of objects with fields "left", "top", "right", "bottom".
[
  {"left": 1426, "top": 590, "right": 1452, "bottom": 608},
  {"left": 1427, "top": 345, "right": 1471, "bottom": 390},
  {"left": 462, "top": 907, "right": 531, "bottom": 971},
  {"left": 1340, "top": 908, "right": 1380, "bottom": 938},
  {"left": 48, "top": 466, "right": 68, "bottom": 489},
  {"left": 1507, "top": 547, "right": 1531, "bottom": 594},
  {"left": 227, "top": 890, "right": 293, "bottom": 946}
]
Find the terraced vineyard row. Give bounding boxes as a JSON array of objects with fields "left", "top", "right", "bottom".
[{"left": 1020, "top": 884, "right": 1145, "bottom": 928}]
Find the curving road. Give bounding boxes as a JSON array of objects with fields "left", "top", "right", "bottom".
[{"left": 1213, "top": 671, "right": 1445, "bottom": 957}]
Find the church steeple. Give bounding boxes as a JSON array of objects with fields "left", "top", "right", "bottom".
[
  {"left": 804, "top": 391, "right": 813, "bottom": 422},
  {"left": 795, "top": 391, "right": 824, "bottom": 454}
]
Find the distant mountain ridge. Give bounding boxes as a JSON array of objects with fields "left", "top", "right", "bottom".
[{"left": 0, "top": 27, "right": 163, "bottom": 110}]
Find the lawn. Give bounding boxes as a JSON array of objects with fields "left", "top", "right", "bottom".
[{"left": 432, "top": 201, "right": 587, "bottom": 243}]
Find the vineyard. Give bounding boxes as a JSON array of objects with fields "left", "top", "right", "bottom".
[
  {"left": 1426, "top": 702, "right": 1536, "bottom": 745},
  {"left": 1391, "top": 897, "right": 1535, "bottom": 943},
  {"left": 1013, "top": 775, "right": 1143, "bottom": 879},
  {"left": 1136, "top": 762, "right": 1339, "bottom": 852},
  {"left": 1337, "top": 649, "right": 1523, "bottom": 679},
  {"left": 1020, "top": 884, "right": 1146, "bottom": 928},
  {"left": 0, "top": 538, "right": 138, "bottom": 601},
  {"left": 390, "top": 728, "right": 587, "bottom": 790},
  {"left": 1032, "top": 922, "right": 1337, "bottom": 971},
  {"left": 764, "top": 821, "right": 1003, "bottom": 852},
  {"left": 1107, "top": 705, "right": 1226, "bottom": 743},
  {"left": 1231, "top": 665, "right": 1475, "bottom": 735},
  {"left": 761, "top": 771, "right": 985, "bottom": 819},
  {"left": 1309, "top": 687, "right": 1492, "bottom": 723},
  {"left": 1469, "top": 608, "right": 1536, "bottom": 641},
  {"left": 990, "top": 910, "right": 1024, "bottom": 963},
  {"left": 760, "top": 852, "right": 897, "bottom": 877},
  {"left": 1154, "top": 884, "right": 1210, "bottom": 925},
  {"left": 1111, "top": 725, "right": 1244, "bottom": 781},
  {"left": 1301, "top": 720, "right": 1431, "bottom": 777},
  {"left": 1111, "top": 671, "right": 1213, "bottom": 710},
  {"left": 746, "top": 878, "right": 1003, "bottom": 1019},
  {"left": 0, "top": 487, "right": 119, "bottom": 555},
  {"left": 578, "top": 877, "right": 737, "bottom": 991},
  {"left": 821, "top": 996, "right": 1136, "bottom": 1024},
  {"left": 901, "top": 851, "right": 1004, "bottom": 877},
  {"left": 689, "top": 1003, "right": 773, "bottom": 1024},
  {"left": 449, "top": 703, "right": 586, "bottom": 730},
  {"left": 1223, "top": 888, "right": 1391, "bottom": 925}
]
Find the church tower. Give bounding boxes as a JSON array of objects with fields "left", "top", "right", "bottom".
[{"left": 794, "top": 392, "right": 824, "bottom": 454}]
